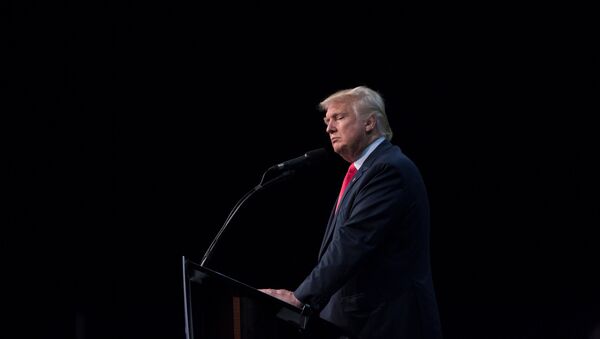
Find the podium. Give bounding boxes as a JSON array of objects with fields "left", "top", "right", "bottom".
[{"left": 182, "top": 256, "right": 352, "bottom": 339}]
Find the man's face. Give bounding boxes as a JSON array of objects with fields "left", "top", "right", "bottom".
[{"left": 324, "top": 102, "right": 367, "bottom": 162}]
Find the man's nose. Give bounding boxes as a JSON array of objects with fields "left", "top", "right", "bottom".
[{"left": 326, "top": 121, "right": 336, "bottom": 133}]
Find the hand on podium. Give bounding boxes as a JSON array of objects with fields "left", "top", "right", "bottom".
[{"left": 259, "top": 288, "right": 303, "bottom": 308}]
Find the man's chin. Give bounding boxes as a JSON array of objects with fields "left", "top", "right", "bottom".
[{"left": 332, "top": 146, "right": 348, "bottom": 159}]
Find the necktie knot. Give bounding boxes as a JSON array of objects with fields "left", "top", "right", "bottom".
[{"left": 336, "top": 163, "right": 357, "bottom": 211}]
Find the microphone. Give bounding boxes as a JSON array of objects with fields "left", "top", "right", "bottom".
[{"left": 271, "top": 148, "right": 328, "bottom": 171}]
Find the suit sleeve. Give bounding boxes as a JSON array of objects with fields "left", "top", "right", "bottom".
[{"left": 294, "top": 163, "right": 408, "bottom": 310}]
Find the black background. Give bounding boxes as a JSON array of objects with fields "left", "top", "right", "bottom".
[{"left": 6, "top": 1, "right": 598, "bottom": 338}]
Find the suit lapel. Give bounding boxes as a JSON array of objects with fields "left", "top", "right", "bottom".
[
  {"left": 317, "top": 141, "right": 394, "bottom": 260},
  {"left": 318, "top": 204, "right": 337, "bottom": 259},
  {"left": 317, "top": 167, "right": 365, "bottom": 259}
]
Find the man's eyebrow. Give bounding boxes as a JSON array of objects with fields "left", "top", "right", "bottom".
[
  {"left": 326, "top": 112, "right": 346, "bottom": 119},
  {"left": 324, "top": 113, "right": 336, "bottom": 122}
]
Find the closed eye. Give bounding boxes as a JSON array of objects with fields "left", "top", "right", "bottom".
[{"left": 324, "top": 113, "right": 347, "bottom": 125}]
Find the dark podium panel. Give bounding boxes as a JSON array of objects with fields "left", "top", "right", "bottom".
[{"left": 182, "top": 256, "right": 352, "bottom": 339}]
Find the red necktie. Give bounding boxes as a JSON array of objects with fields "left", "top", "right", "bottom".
[{"left": 336, "top": 163, "right": 357, "bottom": 212}]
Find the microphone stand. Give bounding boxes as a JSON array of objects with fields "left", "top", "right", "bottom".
[{"left": 200, "top": 168, "right": 295, "bottom": 267}]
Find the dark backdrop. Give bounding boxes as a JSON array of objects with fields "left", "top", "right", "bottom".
[{"left": 6, "top": 2, "right": 598, "bottom": 338}]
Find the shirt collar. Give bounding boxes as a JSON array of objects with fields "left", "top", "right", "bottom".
[{"left": 353, "top": 136, "right": 385, "bottom": 170}]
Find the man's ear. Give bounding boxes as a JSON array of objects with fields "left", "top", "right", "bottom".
[{"left": 365, "top": 114, "right": 376, "bottom": 132}]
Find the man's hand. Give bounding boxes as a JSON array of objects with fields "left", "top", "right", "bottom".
[{"left": 259, "top": 288, "right": 303, "bottom": 308}]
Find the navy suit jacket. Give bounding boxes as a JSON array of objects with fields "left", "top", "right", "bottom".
[{"left": 294, "top": 140, "right": 442, "bottom": 339}]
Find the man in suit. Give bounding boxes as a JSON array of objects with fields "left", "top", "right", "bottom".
[{"left": 261, "top": 86, "right": 442, "bottom": 339}]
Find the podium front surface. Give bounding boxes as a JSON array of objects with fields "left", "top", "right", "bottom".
[{"left": 182, "top": 256, "right": 353, "bottom": 339}]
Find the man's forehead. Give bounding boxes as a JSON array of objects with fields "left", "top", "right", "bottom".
[{"left": 325, "top": 102, "right": 351, "bottom": 115}]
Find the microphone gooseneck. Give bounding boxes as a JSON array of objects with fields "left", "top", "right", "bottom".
[
  {"left": 200, "top": 148, "right": 328, "bottom": 267},
  {"left": 199, "top": 169, "right": 294, "bottom": 267}
]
